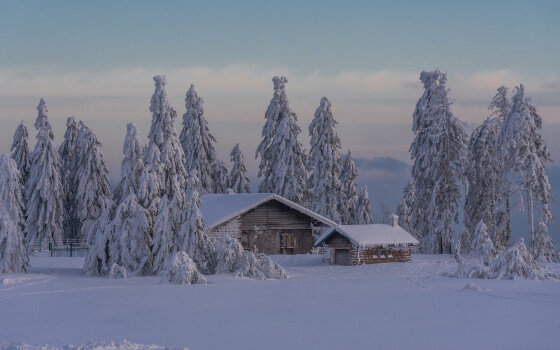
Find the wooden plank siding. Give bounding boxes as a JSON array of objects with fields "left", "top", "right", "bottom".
[
  {"left": 208, "top": 199, "right": 327, "bottom": 255},
  {"left": 323, "top": 231, "right": 412, "bottom": 265},
  {"left": 241, "top": 200, "right": 318, "bottom": 255},
  {"left": 240, "top": 201, "right": 316, "bottom": 230}
]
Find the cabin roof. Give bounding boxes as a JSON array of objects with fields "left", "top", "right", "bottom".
[
  {"left": 200, "top": 193, "right": 336, "bottom": 230},
  {"left": 314, "top": 224, "right": 419, "bottom": 248}
]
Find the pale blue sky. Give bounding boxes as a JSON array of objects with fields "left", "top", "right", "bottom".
[{"left": 1, "top": 0, "right": 559, "bottom": 75}]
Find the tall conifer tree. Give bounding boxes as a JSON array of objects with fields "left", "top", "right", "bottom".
[
  {"left": 228, "top": 144, "right": 250, "bottom": 193},
  {"left": 410, "top": 70, "right": 467, "bottom": 254},
  {"left": 10, "top": 122, "right": 31, "bottom": 187},
  {"left": 308, "top": 97, "right": 343, "bottom": 222},
  {"left": 256, "top": 77, "right": 308, "bottom": 203},
  {"left": 180, "top": 84, "right": 217, "bottom": 193},
  {"left": 499, "top": 85, "right": 553, "bottom": 254},
  {"left": 339, "top": 151, "right": 359, "bottom": 224},
  {"left": 0, "top": 155, "right": 29, "bottom": 273},
  {"left": 25, "top": 99, "right": 64, "bottom": 250}
]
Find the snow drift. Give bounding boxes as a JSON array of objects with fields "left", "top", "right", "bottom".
[{"left": 0, "top": 340, "right": 187, "bottom": 350}]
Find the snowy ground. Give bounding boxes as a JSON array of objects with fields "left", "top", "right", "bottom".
[{"left": 1, "top": 254, "right": 559, "bottom": 350}]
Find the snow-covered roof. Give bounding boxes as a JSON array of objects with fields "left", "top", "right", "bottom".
[
  {"left": 200, "top": 193, "right": 336, "bottom": 230},
  {"left": 314, "top": 224, "right": 419, "bottom": 248}
]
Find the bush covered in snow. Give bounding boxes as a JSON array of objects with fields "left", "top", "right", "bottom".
[
  {"left": 164, "top": 251, "right": 207, "bottom": 285},
  {"left": 488, "top": 239, "right": 556, "bottom": 280},
  {"left": 254, "top": 253, "right": 287, "bottom": 279},
  {"left": 531, "top": 221, "right": 557, "bottom": 263},
  {"left": 214, "top": 235, "right": 286, "bottom": 280},
  {"left": 109, "top": 264, "right": 128, "bottom": 279},
  {"left": 454, "top": 238, "right": 557, "bottom": 280},
  {"left": 214, "top": 234, "right": 244, "bottom": 274},
  {"left": 468, "top": 221, "right": 496, "bottom": 265}
]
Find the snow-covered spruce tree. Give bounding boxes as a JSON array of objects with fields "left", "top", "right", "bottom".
[
  {"left": 112, "top": 123, "right": 145, "bottom": 205},
  {"left": 151, "top": 195, "right": 176, "bottom": 274},
  {"left": 355, "top": 185, "right": 372, "bottom": 224},
  {"left": 499, "top": 85, "right": 553, "bottom": 253},
  {"left": 10, "top": 122, "right": 31, "bottom": 187},
  {"left": 0, "top": 155, "right": 29, "bottom": 273},
  {"left": 463, "top": 117, "right": 501, "bottom": 251},
  {"left": 139, "top": 75, "right": 187, "bottom": 216},
  {"left": 486, "top": 86, "right": 512, "bottom": 251},
  {"left": 25, "top": 99, "right": 64, "bottom": 250},
  {"left": 409, "top": 71, "right": 440, "bottom": 242},
  {"left": 464, "top": 86, "right": 511, "bottom": 252},
  {"left": 256, "top": 76, "right": 286, "bottom": 193},
  {"left": 269, "top": 109, "right": 309, "bottom": 203},
  {"left": 179, "top": 170, "right": 216, "bottom": 274},
  {"left": 339, "top": 150, "right": 359, "bottom": 224},
  {"left": 137, "top": 76, "right": 188, "bottom": 275},
  {"left": 396, "top": 180, "right": 414, "bottom": 232},
  {"left": 110, "top": 194, "right": 152, "bottom": 276},
  {"left": 73, "top": 122, "right": 110, "bottom": 242},
  {"left": 256, "top": 76, "right": 309, "bottom": 203},
  {"left": 83, "top": 201, "right": 112, "bottom": 276},
  {"left": 84, "top": 125, "right": 150, "bottom": 277},
  {"left": 228, "top": 143, "right": 250, "bottom": 193},
  {"left": 212, "top": 160, "right": 229, "bottom": 194},
  {"left": 308, "top": 97, "right": 343, "bottom": 223},
  {"left": 59, "top": 117, "right": 82, "bottom": 240},
  {"left": 531, "top": 220, "right": 557, "bottom": 263},
  {"left": 410, "top": 71, "right": 467, "bottom": 254},
  {"left": 179, "top": 84, "right": 217, "bottom": 194},
  {"left": 469, "top": 221, "right": 496, "bottom": 266},
  {"left": 59, "top": 117, "right": 81, "bottom": 170}
]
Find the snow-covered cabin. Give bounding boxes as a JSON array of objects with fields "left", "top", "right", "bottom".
[
  {"left": 200, "top": 193, "right": 335, "bottom": 255},
  {"left": 314, "top": 215, "right": 419, "bottom": 265}
]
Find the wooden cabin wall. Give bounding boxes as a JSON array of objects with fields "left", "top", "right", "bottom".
[
  {"left": 240, "top": 201, "right": 315, "bottom": 230},
  {"left": 324, "top": 232, "right": 356, "bottom": 265},
  {"left": 357, "top": 247, "right": 411, "bottom": 264},
  {"left": 208, "top": 218, "right": 241, "bottom": 239},
  {"left": 324, "top": 231, "right": 412, "bottom": 265},
  {"left": 208, "top": 200, "right": 326, "bottom": 255}
]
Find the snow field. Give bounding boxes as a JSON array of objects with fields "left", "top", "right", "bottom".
[{"left": 1, "top": 254, "right": 559, "bottom": 350}]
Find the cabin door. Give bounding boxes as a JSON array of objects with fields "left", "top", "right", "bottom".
[{"left": 334, "top": 249, "right": 350, "bottom": 266}]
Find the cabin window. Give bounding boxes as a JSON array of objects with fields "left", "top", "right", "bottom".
[{"left": 280, "top": 233, "right": 294, "bottom": 249}]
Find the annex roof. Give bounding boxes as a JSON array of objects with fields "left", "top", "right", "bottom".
[
  {"left": 314, "top": 224, "right": 419, "bottom": 248},
  {"left": 200, "top": 193, "right": 336, "bottom": 230}
]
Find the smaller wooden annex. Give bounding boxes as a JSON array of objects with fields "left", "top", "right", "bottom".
[{"left": 314, "top": 215, "right": 419, "bottom": 265}]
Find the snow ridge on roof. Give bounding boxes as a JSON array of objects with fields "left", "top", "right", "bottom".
[
  {"left": 315, "top": 224, "right": 419, "bottom": 248},
  {"left": 200, "top": 193, "right": 336, "bottom": 230}
]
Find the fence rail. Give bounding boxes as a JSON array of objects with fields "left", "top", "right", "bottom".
[{"left": 47, "top": 241, "right": 89, "bottom": 257}]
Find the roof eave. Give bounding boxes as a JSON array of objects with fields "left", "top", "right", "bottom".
[{"left": 205, "top": 194, "right": 336, "bottom": 231}]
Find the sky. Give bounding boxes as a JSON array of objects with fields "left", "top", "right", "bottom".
[{"left": 1, "top": 0, "right": 559, "bottom": 236}]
